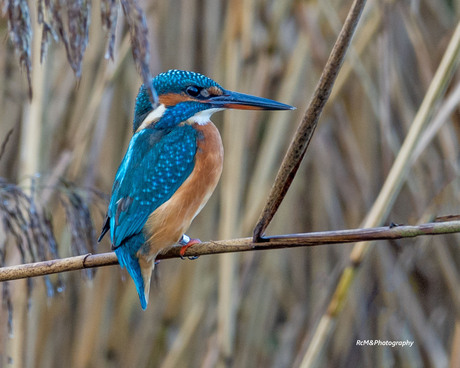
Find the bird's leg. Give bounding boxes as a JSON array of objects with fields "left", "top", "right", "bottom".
[{"left": 179, "top": 234, "right": 201, "bottom": 260}]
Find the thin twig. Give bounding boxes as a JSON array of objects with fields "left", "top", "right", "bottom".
[
  {"left": 1, "top": 219, "right": 460, "bottom": 282},
  {"left": 253, "top": 0, "right": 367, "bottom": 241},
  {"left": 120, "top": 0, "right": 159, "bottom": 108}
]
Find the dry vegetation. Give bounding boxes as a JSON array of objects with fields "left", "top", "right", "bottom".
[{"left": 0, "top": 0, "right": 460, "bottom": 367}]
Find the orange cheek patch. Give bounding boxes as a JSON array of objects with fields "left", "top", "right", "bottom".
[{"left": 159, "top": 93, "right": 195, "bottom": 106}]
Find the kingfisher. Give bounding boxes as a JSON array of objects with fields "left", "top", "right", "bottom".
[{"left": 98, "top": 69, "right": 294, "bottom": 309}]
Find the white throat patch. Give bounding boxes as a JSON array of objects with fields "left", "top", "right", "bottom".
[
  {"left": 187, "top": 108, "right": 224, "bottom": 125},
  {"left": 136, "top": 104, "right": 166, "bottom": 132}
]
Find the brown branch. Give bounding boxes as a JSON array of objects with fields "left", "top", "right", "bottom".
[
  {"left": 1, "top": 218, "right": 460, "bottom": 282},
  {"left": 253, "top": 0, "right": 367, "bottom": 241}
]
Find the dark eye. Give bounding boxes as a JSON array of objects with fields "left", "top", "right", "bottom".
[{"left": 186, "top": 86, "right": 200, "bottom": 97}]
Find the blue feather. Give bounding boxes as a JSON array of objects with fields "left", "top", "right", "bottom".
[
  {"left": 156, "top": 102, "right": 210, "bottom": 130},
  {"left": 152, "top": 69, "right": 221, "bottom": 95},
  {"left": 114, "top": 233, "right": 148, "bottom": 309}
]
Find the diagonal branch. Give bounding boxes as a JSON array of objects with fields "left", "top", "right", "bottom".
[
  {"left": 253, "top": 0, "right": 367, "bottom": 241},
  {"left": 300, "top": 20, "right": 460, "bottom": 368},
  {"left": 1, "top": 218, "right": 460, "bottom": 282}
]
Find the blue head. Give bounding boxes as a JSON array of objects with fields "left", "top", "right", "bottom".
[{"left": 132, "top": 69, "right": 294, "bottom": 132}]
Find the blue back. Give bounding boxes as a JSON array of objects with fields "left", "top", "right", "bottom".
[{"left": 108, "top": 124, "right": 197, "bottom": 248}]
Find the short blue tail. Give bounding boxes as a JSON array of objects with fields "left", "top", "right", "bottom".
[{"left": 115, "top": 233, "right": 148, "bottom": 310}]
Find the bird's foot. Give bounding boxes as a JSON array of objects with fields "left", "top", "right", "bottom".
[{"left": 179, "top": 234, "right": 201, "bottom": 260}]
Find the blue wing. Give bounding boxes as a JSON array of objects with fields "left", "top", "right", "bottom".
[{"left": 106, "top": 125, "right": 197, "bottom": 248}]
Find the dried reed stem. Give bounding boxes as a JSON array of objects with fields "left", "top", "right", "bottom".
[{"left": 1, "top": 218, "right": 459, "bottom": 282}]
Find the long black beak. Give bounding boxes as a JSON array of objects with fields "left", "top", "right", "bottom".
[{"left": 210, "top": 90, "right": 295, "bottom": 111}]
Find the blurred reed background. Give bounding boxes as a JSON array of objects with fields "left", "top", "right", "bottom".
[{"left": 1, "top": 0, "right": 460, "bottom": 367}]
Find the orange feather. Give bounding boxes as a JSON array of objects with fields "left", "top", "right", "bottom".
[{"left": 140, "top": 122, "right": 224, "bottom": 261}]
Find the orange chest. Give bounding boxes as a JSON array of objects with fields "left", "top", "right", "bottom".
[
  {"left": 142, "top": 121, "right": 224, "bottom": 256},
  {"left": 193, "top": 122, "right": 224, "bottom": 178}
]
